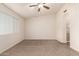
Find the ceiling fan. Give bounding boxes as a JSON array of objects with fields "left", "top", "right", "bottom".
[{"left": 29, "top": 3, "right": 50, "bottom": 12}]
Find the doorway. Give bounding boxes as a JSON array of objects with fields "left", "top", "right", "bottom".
[{"left": 63, "top": 9, "right": 70, "bottom": 46}]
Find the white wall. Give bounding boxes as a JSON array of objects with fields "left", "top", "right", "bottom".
[
  {"left": 69, "top": 4, "right": 79, "bottom": 52},
  {"left": 56, "top": 4, "right": 69, "bottom": 43},
  {"left": 24, "top": 15, "right": 56, "bottom": 40},
  {"left": 56, "top": 4, "right": 79, "bottom": 52},
  {"left": 0, "top": 4, "right": 24, "bottom": 53}
]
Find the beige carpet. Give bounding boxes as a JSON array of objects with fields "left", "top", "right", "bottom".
[{"left": 0, "top": 40, "right": 79, "bottom": 56}]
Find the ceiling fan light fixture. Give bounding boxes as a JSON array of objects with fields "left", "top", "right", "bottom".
[
  {"left": 38, "top": 4, "right": 43, "bottom": 8},
  {"left": 29, "top": 3, "right": 50, "bottom": 12}
]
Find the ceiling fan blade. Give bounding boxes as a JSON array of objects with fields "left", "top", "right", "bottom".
[
  {"left": 29, "top": 5, "right": 38, "bottom": 7},
  {"left": 43, "top": 3, "right": 46, "bottom": 4},
  {"left": 43, "top": 5, "right": 50, "bottom": 9},
  {"left": 38, "top": 8, "right": 40, "bottom": 12}
]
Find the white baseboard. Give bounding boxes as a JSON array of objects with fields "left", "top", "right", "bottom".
[
  {"left": 56, "top": 40, "right": 67, "bottom": 43},
  {"left": 24, "top": 39, "right": 56, "bottom": 40},
  {"left": 70, "top": 45, "right": 79, "bottom": 53},
  {"left": 0, "top": 39, "right": 23, "bottom": 54}
]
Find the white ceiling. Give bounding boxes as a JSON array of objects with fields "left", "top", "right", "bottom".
[{"left": 4, "top": 3, "right": 64, "bottom": 18}]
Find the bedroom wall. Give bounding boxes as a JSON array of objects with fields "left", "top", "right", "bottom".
[
  {"left": 0, "top": 4, "right": 24, "bottom": 54},
  {"left": 56, "top": 3, "right": 79, "bottom": 52},
  {"left": 24, "top": 14, "right": 56, "bottom": 40}
]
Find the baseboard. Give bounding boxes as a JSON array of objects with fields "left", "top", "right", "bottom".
[
  {"left": 70, "top": 45, "right": 79, "bottom": 53},
  {"left": 24, "top": 39, "right": 56, "bottom": 40},
  {"left": 56, "top": 39, "right": 67, "bottom": 43},
  {"left": 0, "top": 39, "right": 23, "bottom": 54}
]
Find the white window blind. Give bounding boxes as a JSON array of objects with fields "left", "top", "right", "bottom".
[{"left": 0, "top": 12, "right": 17, "bottom": 34}]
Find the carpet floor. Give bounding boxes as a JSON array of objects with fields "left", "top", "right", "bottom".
[{"left": 0, "top": 40, "right": 79, "bottom": 56}]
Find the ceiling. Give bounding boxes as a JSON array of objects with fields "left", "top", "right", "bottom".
[{"left": 4, "top": 3, "right": 65, "bottom": 18}]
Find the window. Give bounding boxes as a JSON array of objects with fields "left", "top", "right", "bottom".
[{"left": 0, "top": 12, "right": 17, "bottom": 34}]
